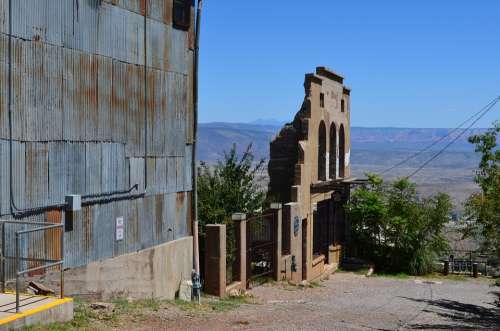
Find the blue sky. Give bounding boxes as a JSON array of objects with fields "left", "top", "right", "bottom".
[{"left": 198, "top": 1, "right": 500, "bottom": 128}]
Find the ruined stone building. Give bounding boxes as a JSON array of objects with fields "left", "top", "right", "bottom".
[
  {"left": 0, "top": 0, "right": 195, "bottom": 300},
  {"left": 268, "top": 67, "right": 353, "bottom": 281}
]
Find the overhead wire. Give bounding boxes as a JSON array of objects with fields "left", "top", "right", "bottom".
[
  {"left": 405, "top": 97, "right": 499, "bottom": 179},
  {"left": 379, "top": 95, "right": 500, "bottom": 175}
]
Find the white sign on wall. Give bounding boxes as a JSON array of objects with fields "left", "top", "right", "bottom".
[{"left": 116, "top": 217, "right": 124, "bottom": 241}]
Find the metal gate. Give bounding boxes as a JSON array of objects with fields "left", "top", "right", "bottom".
[
  {"left": 246, "top": 212, "right": 276, "bottom": 284},
  {"left": 313, "top": 199, "right": 333, "bottom": 257}
]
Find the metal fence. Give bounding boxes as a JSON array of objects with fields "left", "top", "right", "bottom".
[
  {"left": 442, "top": 250, "right": 491, "bottom": 276},
  {"left": 246, "top": 212, "right": 276, "bottom": 282},
  {"left": 0, "top": 220, "right": 64, "bottom": 313}
]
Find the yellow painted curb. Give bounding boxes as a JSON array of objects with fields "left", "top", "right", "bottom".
[{"left": 0, "top": 297, "right": 73, "bottom": 325}]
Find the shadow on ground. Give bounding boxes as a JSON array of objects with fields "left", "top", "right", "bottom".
[{"left": 400, "top": 291, "right": 500, "bottom": 330}]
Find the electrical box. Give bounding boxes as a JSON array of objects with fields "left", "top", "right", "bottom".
[{"left": 65, "top": 194, "right": 82, "bottom": 211}]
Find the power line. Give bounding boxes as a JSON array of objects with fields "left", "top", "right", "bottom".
[
  {"left": 406, "top": 98, "right": 499, "bottom": 179},
  {"left": 380, "top": 95, "right": 500, "bottom": 175}
]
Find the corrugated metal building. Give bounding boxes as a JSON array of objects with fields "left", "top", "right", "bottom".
[{"left": 0, "top": 0, "right": 195, "bottom": 299}]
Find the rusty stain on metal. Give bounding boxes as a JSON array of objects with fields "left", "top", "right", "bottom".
[{"left": 0, "top": 0, "right": 194, "bottom": 275}]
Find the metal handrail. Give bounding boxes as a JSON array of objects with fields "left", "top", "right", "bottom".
[{"left": 0, "top": 221, "right": 64, "bottom": 313}]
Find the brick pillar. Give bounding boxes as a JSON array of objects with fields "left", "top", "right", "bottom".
[
  {"left": 204, "top": 224, "right": 226, "bottom": 297},
  {"left": 232, "top": 213, "right": 247, "bottom": 289},
  {"left": 270, "top": 203, "right": 282, "bottom": 281}
]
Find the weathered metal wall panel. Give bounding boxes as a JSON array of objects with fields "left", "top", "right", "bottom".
[
  {"left": 146, "top": 18, "right": 170, "bottom": 71},
  {"left": 166, "top": 157, "right": 177, "bottom": 193},
  {"left": 0, "top": 34, "right": 7, "bottom": 140},
  {"left": 0, "top": 0, "right": 8, "bottom": 33},
  {"left": 97, "top": 56, "right": 113, "bottom": 142},
  {"left": 102, "top": 0, "right": 145, "bottom": 16},
  {"left": 146, "top": 68, "right": 167, "bottom": 156},
  {"left": 129, "top": 157, "right": 145, "bottom": 192},
  {"left": 25, "top": 143, "right": 49, "bottom": 209},
  {"left": 175, "top": 192, "right": 188, "bottom": 240},
  {"left": 63, "top": 0, "right": 100, "bottom": 54},
  {"left": 148, "top": 0, "right": 173, "bottom": 25},
  {"left": 21, "top": 41, "right": 63, "bottom": 142},
  {"left": 185, "top": 145, "right": 193, "bottom": 191},
  {"left": 97, "top": 2, "right": 145, "bottom": 66},
  {"left": 12, "top": 140, "right": 26, "bottom": 210},
  {"left": 155, "top": 157, "right": 167, "bottom": 194},
  {"left": 0, "top": 0, "right": 193, "bottom": 273},
  {"left": 85, "top": 143, "right": 102, "bottom": 195},
  {"left": 169, "top": 28, "right": 188, "bottom": 75},
  {"left": 48, "top": 142, "right": 66, "bottom": 205},
  {"left": 0, "top": 140, "right": 9, "bottom": 214},
  {"left": 1, "top": 0, "right": 65, "bottom": 46},
  {"left": 166, "top": 72, "right": 187, "bottom": 156}
]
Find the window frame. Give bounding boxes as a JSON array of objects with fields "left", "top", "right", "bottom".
[{"left": 173, "top": 0, "right": 193, "bottom": 30}]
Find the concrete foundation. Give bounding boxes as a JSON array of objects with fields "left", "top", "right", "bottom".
[{"left": 39, "top": 237, "right": 193, "bottom": 300}]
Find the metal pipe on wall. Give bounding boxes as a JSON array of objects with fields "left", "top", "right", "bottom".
[{"left": 192, "top": 0, "right": 203, "bottom": 275}]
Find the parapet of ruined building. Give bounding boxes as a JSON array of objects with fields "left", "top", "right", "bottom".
[{"left": 268, "top": 67, "right": 351, "bottom": 207}]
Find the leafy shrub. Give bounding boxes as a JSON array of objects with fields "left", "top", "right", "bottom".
[
  {"left": 462, "top": 121, "right": 500, "bottom": 260},
  {"left": 347, "top": 174, "right": 452, "bottom": 275},
  {"left": 197, "top": 144, "right": 266, "bottom": 282}
]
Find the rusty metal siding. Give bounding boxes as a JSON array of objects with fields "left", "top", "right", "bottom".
[
  {"left": 0, "top": 0, "right": 193, "bottom": 273},
  {"left": 146, "top": 18, "right": 170, "bottom": 71},
  {"left": 97, "top": 2, "right": 145, "bottom": 66},
  {"left": 184, "top": 145, "right": 192, "bottom": 191},
  {"left": 0, "top": 140, "right": 9, "bottom": 214},
  {"left": 48, "top": 142, "right": 67, "bottom": 205},
  {"left": 1, "top": 0, "right": 65, "bottom": 46},
  {"left": 0, "top": 34, "right": 7, "bottom": 139},
  {"left": 169, "top": 28, "right": 188, "bottom": 74},
  {"left": 148, "top": 0, "right": 173, "bottom": 25},
  {"left": 0, "top": 1, "right": 7, "bottom": 33},
  {"left": 25, "top": 143, "right": 49, "bottom": 209},
  {"left": 147, "top": 68, "right": 168, "bottom": 156},
  {"left": 166, "top": 157, "right": 177, "bottom": 193},
  {"left": 102, "top": 0, "right": 145, "bottom": 16},
  {"left": 63, "top": 0, "right": 100, "bottom": 54},
  {"left": 129, "top": 157, "right": 145, "bottom": 192},
  {"left": 97, "top": 56, "right": 113, "bottom": 141},
  {"left": 22, "top": 41, "right": 63, "bottom": 142},
  {"left": 166, "top": 72, "right": 187, "bottom": 157}
]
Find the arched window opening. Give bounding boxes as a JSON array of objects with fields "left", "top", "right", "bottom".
[
  {"left": 318, "top": 121, "right": 326, "bottom": 181},
  {"left": 339, "top": 124, "right": 345, "bottom": 178},
  {"left": 329, "top": 124, "right": 337, "bottom": 179}
]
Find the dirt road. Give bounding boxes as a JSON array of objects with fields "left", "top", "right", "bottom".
[{"left": 164, "top": 272, "right": 499, "bottom": 331}]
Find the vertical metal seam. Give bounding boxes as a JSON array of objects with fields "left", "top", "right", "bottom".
[{"left": 144, "top": 0, "right": 148, "bottom": 191}]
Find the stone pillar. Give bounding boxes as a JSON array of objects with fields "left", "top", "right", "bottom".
[
  {"left": 270, "top": 203, "right": 282, "bottom": 281},
  {"left": 232, "top": 213, "right": 247, "bottom": 289},
  {"left": 285, "top": 203, "right": 302, "bottom": 283},
  {"left": 204, "top": 224, "right": 226, "bottom": 297}
]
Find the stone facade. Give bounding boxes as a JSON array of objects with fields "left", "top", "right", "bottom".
[{"left": 268, "top": 67, "right": 352, "bottom": 282}]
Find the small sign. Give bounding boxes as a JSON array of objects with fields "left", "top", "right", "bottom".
[
  {"left": 293, "top": 216, "right": 300, "bottom": 237},
  {"left": 116, "top": 217, "right": 124, "bottom": 241}
]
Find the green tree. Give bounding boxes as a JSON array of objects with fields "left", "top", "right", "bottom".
[
  {"left": 197, "top": 144, "right": 266, "bottom": 281},
  {"left": 347, "top": 174, "right": 452, "bottom": 275},
  {"left": 463, "top": 121, "right": 500, "bottom": 258}
]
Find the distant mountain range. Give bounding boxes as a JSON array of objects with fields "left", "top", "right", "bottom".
[
  {"left": 198, "top": 122, "right": 484, "bottom": 209},
  {"left": 198, "top": 122, "right": 485, "bottom": 162}
]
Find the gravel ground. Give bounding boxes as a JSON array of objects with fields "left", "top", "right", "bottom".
[{"left": 163, "top": 272, "right": 499, "bottom": 331}]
